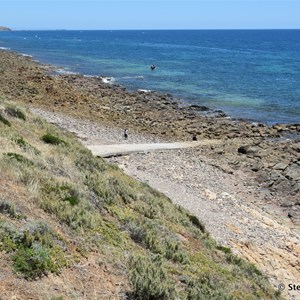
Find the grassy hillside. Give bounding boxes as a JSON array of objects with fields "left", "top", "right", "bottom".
[{"left": 0, "top": 98, "right": 281, "bottom": 299}]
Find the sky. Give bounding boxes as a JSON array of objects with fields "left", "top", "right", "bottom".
[{"left": 1, "top": 0, "right": 300, "bottom": 30}]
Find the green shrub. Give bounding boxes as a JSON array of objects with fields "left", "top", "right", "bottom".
[
  {"left": 0, "top": 113, "right": 11, "bottom": 126},
  {"left": 41, "top": 134, "right": 67, "bottom": 146},
  {"left": 40, "top": 181, "right": 101, "bottom": 229},
  {"left": 129, "top": 255, "right": 176, "bottom": 300},
  {"left": 4, "top": 152, "right": 34, "bottom": 166},
  {"left": 216, "top": 245, "right": 232, "bottom": 254},
  {"left": 75, "top": 149, "right": 106, "bottom": 172},
  {"left": 85, "top": 174, "right": 115, "bottom": 207},
  {"left": 14, "top": 136, "right": 41, "bottom": 155},
  {"left": 13, "top": 243, "right": 57, "bottom": 279},
  {"left": 15, "top": 136, "right": 26, "bottom": 147},
  {"left": 20, "top": 221, "right": 54, "bottom": 247},
  {"left": 5, "top": 106, "right": 26, "bottom": 120},
  {"left": 0, "top": 221, "right": 19, "bottom": 252},
  {"left": 108, "top": 176, "right": 138, "bottom": 204},
  {"left": 185, "top": 277, "right": 234, "bottom": 300},
  {"left": 41, "top": 182, "right": 80, "bottom": 206},
  {"left": 0, "top": 200, "right": 17, "bottom": 218},
  {"left": 1, "top": 220, "right": 67, "bottom": 279},
  {"left": 126, "top": 220, "right": 188, "bottom": 263},
  {"left": 164, "top": 237, "right": 188, "bottom": 263},
  {"left": 126, "top": 221, "right": 146, "bottom": 244},
  {"left": 187, "top": 213, "right": 205, "bottom": 233},
  {"left": 64, "top": 195, "right": 79, "bottom": 206}
]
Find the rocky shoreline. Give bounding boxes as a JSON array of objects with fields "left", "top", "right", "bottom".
[
  {"left": 0, "top": 49, "right": 300, "bottom": 299},
  {"left": 0, "top": 49, "right": 299, "bottom": 208}
]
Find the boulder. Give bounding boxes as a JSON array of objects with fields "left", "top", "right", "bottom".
[
  {"left": 238, "top": 145, "right": 259, "bottom": 156},
  {"left": 273, "top": 162, "right": 288, "bottom": 171},
  {"left": 250, "top": 162, "right": 262, "bottom": 172},
  {"left": 284, "top": 164, "right": 300, "bottom": 181}
]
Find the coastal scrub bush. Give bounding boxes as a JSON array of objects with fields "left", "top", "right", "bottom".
[
  {"left": 41, "top": 182, "right": 80, "bottom": 206},
  {"left": 14, "top": 136, "right": 41, "bottom": 155},
  {"left": 84, "top": 174, "right": 115, "bottom": 207},
  {"left": 5, "top": 106, "right": 26, "bottom": 120},
  {"left": 108, "top": 176, "right": 139, "bottom": 204},
  {"left": 0, "top": 220, "right": 68, "bottom": 279},
  {"left": 75, "top": 149, "right": 107, "bottom": 172},
  {"left": 0, "top": 221, "right": 19, "bottom": 252},
  {"left": 20, "top": 221, "right": 55, "bottom": 247},
  {"left": 0, "top": 200, "right": 17, "bottom": 218},
  {"left": 13, "top": 243, "right": 56, "bottom": 279},
  {"left": 4, "top": 152, "right": 34, "bottom": 166},
  {"left": 216, "top": 245, "right": 232, "bottom": 254},
  {"left": 126, "top": 221, "right": 146, "bottom": 244},
  {"left": 164, "top": 237, "right": 189, "bottom": 263},
  {"left": 128, "top": 254, "right": 176, "bottom": 300},
  {"left": 126, "top": 220, "right": 188, "bottom": 263},
  {"left": 187, "top": 213, "right": 205, "bottom": 233},
  {"left": 41, "top": 134, "right": 67, "bottom": 146},
  {"left": 40, "top": 180, "right": 101, "bottom": 229},
  {"left": 185, "top": 277, "right": 234, "bottom": 300},
  {"left": 0, "top": 113, "right": 11, "bottom": 126}
]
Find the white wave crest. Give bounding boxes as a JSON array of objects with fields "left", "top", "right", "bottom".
[
  {"left": 21, "top": 53, "right": 33, "bottom": 58},
  {"left": 101, "top": 77, "right": 115, "bottom": 84},
  {"left": 122, "top": 75, "right": 144, "bottom": 79},
  {"left": 138, "top": 89, "right": 152, "bottom": 93},
  {"left": 55, "top": 68, "right": 78, "bottom": 75}
]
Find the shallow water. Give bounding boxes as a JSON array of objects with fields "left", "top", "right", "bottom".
[{"left": 0, "top": 30, "right": 300, "bottom": 124}]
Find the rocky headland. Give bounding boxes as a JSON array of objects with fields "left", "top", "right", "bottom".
[{"left": 0, "top": 26, "right": 12, "bottom": 31}]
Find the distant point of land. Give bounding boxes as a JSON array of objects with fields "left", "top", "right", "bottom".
[{"left": 0, "top": 26, "right": 12, "bottom": 31}]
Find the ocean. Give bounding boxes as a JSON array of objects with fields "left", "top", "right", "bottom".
[{"left": 0, "top": 30, "right": 299, "bottom": 124}]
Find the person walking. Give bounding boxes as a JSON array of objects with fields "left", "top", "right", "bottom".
[{"left": 124, "top": 128, "right": 128, "bottom": 140}]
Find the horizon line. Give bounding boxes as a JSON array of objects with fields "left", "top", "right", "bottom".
[{"left": 7, "top": 28, "right": 300, "bottom": 31}]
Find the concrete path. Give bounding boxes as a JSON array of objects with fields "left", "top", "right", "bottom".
[{"left": 87, "top": 140, "right": 220, "bottom": 157}]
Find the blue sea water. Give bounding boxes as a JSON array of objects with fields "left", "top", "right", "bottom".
[{"left": 0, "top": 30, "right": 300, "bottom": 124}]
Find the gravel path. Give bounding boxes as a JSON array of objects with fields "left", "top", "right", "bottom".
[{"left": 30, "top": 108, "right": 300, "bottom": 300}]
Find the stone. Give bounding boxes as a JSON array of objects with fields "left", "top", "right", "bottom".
[
  {"left": 273, "top": 162, "right": 288, "bottom": 171},
  {"left": 238, "top": 145, "right": 259, "bottom": 156},
  {"left": 251, "top": 162, "right": 261, "bottom": 172},
  {"left": 204, "top": 189, "right": 217, "bottom": 200},
  {"left": 284, "top": 164, "right": 300, "bottom": 181}
]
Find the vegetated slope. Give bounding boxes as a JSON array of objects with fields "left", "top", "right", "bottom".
[{"left": 0, "top": 99, "right": 281, "bottom": 300}]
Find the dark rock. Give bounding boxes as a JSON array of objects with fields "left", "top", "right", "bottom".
[
  {"left": 238, "top": 145, "right": 259, "bottom": 155},
  {"left": 188, "top": 104, "right": 210, "bottom": 111}
]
